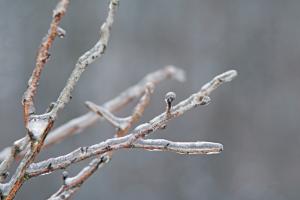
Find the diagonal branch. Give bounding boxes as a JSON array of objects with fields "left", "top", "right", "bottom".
[
  {"left": 49, "top": 80, "right": 155, "bottom": 199},
  {"left": 48, "top": 0, "right": 119, "bottom": 120},
  {"left": 0, "top": 0, "right": 69, "bottom": 185},
  {"left": 26, "top": 70, "right": 237, "bottom": 178},
  {"left": 85, "top": 101, "right": 132, "bottom": 131},
  {"left": 133, "top": 139, "right": 223, "bottom": 154},
  {"left": 47, "top": 156, "right": 110, "bottom": 200},
  {"left": 85, "top": 82, "right": 154, "bottom": 137},
  {"left": 22, "top": 0, "right": 69, "bottom": 126},
  {"left": 1, "top": 0, "right": 120, "bottom": 199},
  {"left": 0, "top": 66, "right": 185, "bottom": 164}
]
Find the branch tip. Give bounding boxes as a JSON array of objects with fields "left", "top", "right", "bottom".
[
  {"left": 215, "top": 69, "right": 237, "bottom": 82},
  {"left": 165, "top": 66, "right": 186, "bottom": 82},
  {"left": 165, "top": 91, "right": 176, "bottom": 113}
]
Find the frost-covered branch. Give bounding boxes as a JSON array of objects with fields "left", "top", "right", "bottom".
[
  {"left": 44, "top": 80, "right": 156, "bottom": 199},
  {"left": 26, "top": 70, "right": 236, "bottom": 178},
  {"left": 47, "top": 156, "right": 110, "bottom": 200},
  {"left": 0, "top": 0, "right": 238, "bottom": 197},
  {"left": 133, "top": 139, "right": 223, "bottom": 154},
  {"left": 49, "top": 0, "right": 119, "bottom": 119},
  {"left": 0, "top": 0, "right": 119, "bottom": 199},
  {"left": 86, "top": 82, "right": 154, "bottom": 137},
  {"left": 22, "top": 0, "right": 69, "bottom": 126},
  {"left": 0, "top": 1, "right": 70, "bottom": 199},
  {"left": 0, "top": 0, "right": 69, "bottom": 186},
  {"left": 0, "top": 66, "right": 184, "bottom": 163}
]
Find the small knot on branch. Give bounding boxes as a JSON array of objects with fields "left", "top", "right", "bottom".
[
  {"left": 199, "top": 96, "right": 211, "bottom": 105},
  {"left": 0, "top": 172, "right": 9, "bottom": 181}
]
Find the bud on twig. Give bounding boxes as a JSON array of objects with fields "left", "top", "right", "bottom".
[
  {"left": 62, "top": 171, "right": 68, "bottom": 185},
  {"left": 165, "top": 91, "right": 176, "bottom": 113}
]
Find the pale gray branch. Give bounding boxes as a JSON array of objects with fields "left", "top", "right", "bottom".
[
  {"left": 26, "top": 70, "right": 236, "bottom": 178},
  {"left": 0, "top": 66, "right": 185, "bottom": 164},
  {"left": 47, "top": 156, "right": 110, "bottom": 200},
  {"left": 56, "top": 82, "right": 155, "bottom": 199},
  {"left": 49, "top": 0, "right": 119, "bottom": 120},
  {"left": 1, "top": 0, "right": 119, "bottom": 198},
  {"left": 133, "top": 139, "right": 223, "bottom": 155},
  {"left": 85, "top": 82, "right": 154, "bottom": 135},
  {"left": 85, "top": 101, "right": 132, "bottom": 130}
]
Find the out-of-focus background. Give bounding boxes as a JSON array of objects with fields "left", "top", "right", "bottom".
[{"left": 0, "top": 0, "right": 299, "bottom": 199}]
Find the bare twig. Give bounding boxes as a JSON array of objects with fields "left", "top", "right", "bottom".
[
  {"left": 85, "top": 101, "right": 132, "bottom": 131},
  {"left": 26, "top": 70, "right": 236, "bottom": 178}
]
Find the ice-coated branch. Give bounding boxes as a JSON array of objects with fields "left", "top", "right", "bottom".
[
  {"left": 47, "top": 156, "right": 110, "bottom": 200},
  {"left": 86, "top": 82, "right": 154, "bottom": 137},
  {"left": 0, "top": 0, "right": 70, "bottom": 186},
  {"left": 47, "top": 138, "right": 222, "bottom": 200},
  {"left": 85, "top": 101, "right": 132, "bottom": 131},
  {"left": 49, "top": 0, "right": 119, "bottom": 120},
  {"left": 200, "top": 70, "right": 237, "bottom": 96},
  {"left": 22, "top": 0, "right": 69, "bottom": 126},
  {"left": 0, "top": 1, "right": 70, "bottom": 199},
  {"left": 25, "top": 70, "right": 236, "bottom": 178},
  {"left": 133, "top": 139, "right": 223, "bottom": 154},
  {"left": 0, "top": 66, "right": 185, "bottom": 164},
  {"left": 0, "top": 0, "right": 120, "bottom": 199},
  {"left": 57, "top": 82, "right": 155, "bottom": 199}
]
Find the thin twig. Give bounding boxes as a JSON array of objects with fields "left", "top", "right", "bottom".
[
  {"left": 47, "top": 156, "right": 110, "bottom": 200},
  {"left": 47, "top": 137, "right": 223, "bottom": 200},
  {"left": 22, "top": 0, "right": 69, "bottom": 126},
  {"left": 86, "top": 82, "right": 154, "bottom": 137},
  {"left": 26, "top": 70, "right": 237, "bottom": 178},
  {"left": 48, "top": 0, "right": 119, "bottom": 120},
  {"left": 0, "top": 0, "right": 69, "bottom": 185},
  {"left": 0, "top": 1, "right": 70, "bottom": 199},
  {"left": 133, "top": 139, "right": 223, "bottom": 154}
]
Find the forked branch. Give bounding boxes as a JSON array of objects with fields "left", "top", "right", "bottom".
[
  {"left": 26, "top": 70, "right": 236, "bottom": 178},
  {"left": 0, "top": 0, "right": 237, "bottom": 198}
]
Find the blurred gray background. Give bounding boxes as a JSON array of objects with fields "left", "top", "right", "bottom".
[{"left": 0, "top": 0, "right": 299, "bottom": 199}]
